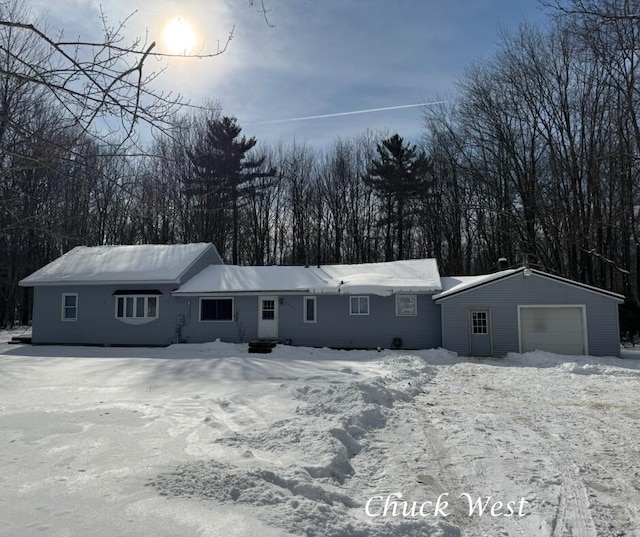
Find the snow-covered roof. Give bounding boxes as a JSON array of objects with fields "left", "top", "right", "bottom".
[
  {"left": 434, "top": 269, "right": 520, "bottom": 300},
  {"left": 174, "top": 265, "right": 331, "bottom": 294},
  {"left": 19, "top": 243, "right": 214, "bottom": 286},
  {"left": 434, "top": 267, "right": 625, "bottom": 301},
  {"left": 174, "top": 258, "right": 442, "bottom": 296},
  {"left": 318, "top": 258, "right": 441, "bottom": 295}
]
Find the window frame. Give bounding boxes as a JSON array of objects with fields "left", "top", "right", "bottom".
[
  {"left": 395, "top": 294, "right": 417, "bottom": 316},
  {"left": 261, "top": 298, "right": 276, "bottom": 320},
  {"left": 199, "top": 297, "right": 234, "bottom": 322},
  {"left": 349, "top": 296, "right": 370, "bottom": 316},
  {"left": 61, "top": 293, "right": 78, "bottom": 321},
  {"left": 303, "top": 296, "right": 317, "bottom": 323},
  {"left": 114, "top": 295, "right": 159, "bottom": 322},
  {"left": 471, "top": 310, "right": 489, "bottom": 334}
]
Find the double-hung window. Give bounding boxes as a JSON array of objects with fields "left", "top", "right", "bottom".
[
  {"left": 62, "top": 293, "right": 78, "bottom": 321},
  {"left": 396, "top": 295, "right": 417, "bottom": 316},
  {"left": 303, "top": 296, "right": 317, "bottom": 323},
  {"left": 350, "top": 296, "right": 369, "bottom": 315}
]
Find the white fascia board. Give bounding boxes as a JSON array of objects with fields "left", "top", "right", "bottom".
[
  {"left": 433, "top": 271, "right": 523, "bottom": 302},
  {"left": 532, "top": 271, "right": 625, "bottom": 303},
  {"left": 21, "top": 279, "right": 179, "bottom": 287},
  {"left": 434, "top": 269, "right": 624, "bottom": 303},
  {"left": 173, "top": 290, "right": 316, "bottom": 296}
]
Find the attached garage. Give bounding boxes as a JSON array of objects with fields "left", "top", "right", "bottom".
[
  {"left": 435, "top": 268, "right": 624, "bottom": 358},
  {"left": 518, "top": 305, "right": 587, "bottom": 355}
]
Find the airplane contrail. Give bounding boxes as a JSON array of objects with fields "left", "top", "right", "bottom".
[{"left": 254, "top": 101, "right": 447, "bottom": 124}]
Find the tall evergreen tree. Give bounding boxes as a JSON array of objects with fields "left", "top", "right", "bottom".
[
  {"left": 364, "top": 134, "right": 431, "bottom": 260},
  {"left": 189, "top": 116, "right": 275, "bottom": 264}
]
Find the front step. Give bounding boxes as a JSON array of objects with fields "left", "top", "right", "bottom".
[
  {"left": 248, "top": 339, "right": 277, "bottom": 353},
  {"left": 8, "top": 335, "right": 32, "bottom": 345}
]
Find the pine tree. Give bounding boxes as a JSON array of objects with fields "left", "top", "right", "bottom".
[
  {"left": 364, "top": 134, "right": 431, "bottom": 260},
  {"left": 190, "top": 116, "right": 275, "bottom": 264}
]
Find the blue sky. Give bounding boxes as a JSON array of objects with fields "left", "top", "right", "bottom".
[{"left": 29, "top": 0, "right": 549, "bottom": 149}]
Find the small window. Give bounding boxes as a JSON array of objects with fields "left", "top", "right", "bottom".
[
  {"left": 350, "top": 296, "right": 369, "bottom": 315},
  {"left": 62, "top": 293, "right": 77, "bottom": 321},
  {"left": 125, "top": 297, "right": 134, "bottom": 317},
  {"left": 200, "top": 298, "right": 234, "bottom": 321},
  {"left": 115, "top": 295, "right": 159, "bottom": 321},
  {"left": 472, "top": 311, "right": 488, "bottom": 334},
  {"left": 135, "top": 297, "right": 145, "bottom": 318},
  {"left": 262, "top": 299, "right": 275, "bottom": 320},
  {"left": 304, "top": 296, "right": 317, "bottom": 323},
  {"left": 147, "top": 297, "right": 157, "bottom": 318},
  {"left": 396, "top": 295, "right": 417, "bottom": 316}
]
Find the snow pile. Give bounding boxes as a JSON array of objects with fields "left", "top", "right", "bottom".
[
  {"left": 147, "top": 353, "right": 457, "bottom": 537},
  {"left": 0, "top": 326, "right": 31, "bottom": 341},
  {"left": 506, "top": 350, "right": 640, "bottom": 377}
]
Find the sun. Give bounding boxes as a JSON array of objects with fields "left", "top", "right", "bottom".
[{"left": 162, "top": 17, "right": 198, "bottom": 55}]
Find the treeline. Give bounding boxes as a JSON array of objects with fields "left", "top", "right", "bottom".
[
  {"left": 423, "top": 4, "right": 640, "bottom": 331},
  {"left": 2, "top": 0, "right": 640, "bottom": 334}
]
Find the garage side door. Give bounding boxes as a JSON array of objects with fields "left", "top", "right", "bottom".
[{"left": 519, "top": 306, "right": 586, "bottom": 355}]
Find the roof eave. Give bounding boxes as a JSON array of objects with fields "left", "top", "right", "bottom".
[
  {"left": 19, "top": 279, "right": 180, "bottom": 287},
  {"left": 434, "top": 268, "right": 625, "bottom": 303},
  {"left": 172, "top": 287, "right": 441, "bottom": 296}
]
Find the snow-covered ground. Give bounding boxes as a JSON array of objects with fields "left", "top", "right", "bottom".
[{"left": 1, "top": 332, "right": 639, "bottom": 537}]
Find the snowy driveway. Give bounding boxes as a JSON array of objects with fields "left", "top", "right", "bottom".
[
  {"left": 0, "top": 340, "right": 639, "bottom": 536},
  {"left": 417, "top": 354, "right": 640, "bottom": 537}
]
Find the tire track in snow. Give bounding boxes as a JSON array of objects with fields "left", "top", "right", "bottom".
[
  {"left": 415, "top": 362, "right": 630, "bottom": 537},
  {"left": 528, "top": 390, "right": 640, "bottom": 537},
  {"left": 416, "top": 377, "right": 532, "bottom": 536},
  {"left": 546, "top": 459, "right": 596, "bottom": 537},
  {"left": 519, "top": 412, "right": 596, "bottom": 537},
  {"left": 546, "top": 404, "right": 640, "bottom": 537}
]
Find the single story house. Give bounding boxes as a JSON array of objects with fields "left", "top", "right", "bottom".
[{"left": 18, "top": 243, "right": 624, "bottom": 356}]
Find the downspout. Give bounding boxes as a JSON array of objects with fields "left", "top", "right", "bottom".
[{"left": 176, "top": 299, "right": 192, "bottom": 343}]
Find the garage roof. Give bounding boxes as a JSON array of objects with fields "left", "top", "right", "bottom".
[{"left": 434, "top": 267, "right": 624, "bottom": 302}]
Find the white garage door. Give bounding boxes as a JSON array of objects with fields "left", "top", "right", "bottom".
[{"left": 519, "top": 306, "right": 586, "bottom": 355}]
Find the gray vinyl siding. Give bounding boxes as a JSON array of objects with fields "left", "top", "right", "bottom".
[
  {"left": 177, "top": 293, "right": 441, "bottom": 348},
  {"left": 31, "top": 287, "right": 442, "bottom": 348},
  {"left": 31, "top": 284, "right": 183, "bottom": 346},
  {"left": 437, "top": 273, "right": 621, "bottom": 357},
  {"left": 278, "top": 294, "right": 441, "bottom": 349},
  {"left": 178, "top": 246, "right": 224, "bottom": 284},
  {"left": 180, "top": 296, "right": 259, "bottom": 343},
  {"left": 27, "top": 244, "right": 224, "bottom": 346}
]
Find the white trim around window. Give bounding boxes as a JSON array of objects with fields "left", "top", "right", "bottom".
[
  {"left": 115, "top": 295, "right": 159, "bottom": 325},
  {"left": 199, "top": 297, "right": 234, "bottom": 322},
  {"left": 303, "top": 296, "right": 317, "bottom": 323},
  {"left": 396, "top": 294, "right": 417, "bottom": 316},
  {"left": 61, "top": 293, "right": 78, "bottom": 321},
  {"left": 349, "top": 296, "right": 369, "bottom": 315}
]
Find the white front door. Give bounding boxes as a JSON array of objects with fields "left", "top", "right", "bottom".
[{"left": 258, "top": 296, "right": 278, "bottom": 339}]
